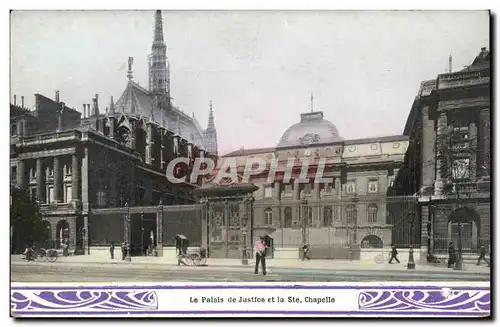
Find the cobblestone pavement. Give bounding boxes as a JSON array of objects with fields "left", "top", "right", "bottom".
[{"left": 10, "top": 254, "right": 491, "bottom": 274}]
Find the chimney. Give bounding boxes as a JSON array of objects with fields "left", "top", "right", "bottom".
[
  {"left": 13, "top": 95, "right": 16, "bottom": 106},
  {"left": 481, "top": 47, "right": 487, "bottom": 51},
  {"left": 55, "top": 90, "right": 60, "bottom": 102},
  {"left": 83, "top": 104, "right": 87, "bottom": 118},
  {"left": 21, "top": 96, "right": 24, "bottom": 108}
]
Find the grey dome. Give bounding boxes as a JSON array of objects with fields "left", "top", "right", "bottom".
[{"left": 277, "top": 111, "right": 342, "bottom": 148}]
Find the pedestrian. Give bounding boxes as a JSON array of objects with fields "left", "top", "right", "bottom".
[
  {"left": 477, "top": 244, "right": 489, "bottom": 266},
  {"left": 62, "top": 239, "right": 69, "bottom": 257},
  {"left": 302, "top": 243, "right": 311, "bottom": 261},
  {"left": 388, "top": 244, "right": 400, "bottom": 264},
  {"left": 121, "top": 242, "right": 127, "bottom": 261},
  {"left": 254, "top": 237, "right": 267, "bottom": 276},
  {"left": 448, "top": 242, "right": 456, "bottom": 268},
  {"left": 110, "top": 242, "right": 115, "bottom": 259}
]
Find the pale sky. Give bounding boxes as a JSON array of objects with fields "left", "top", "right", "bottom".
[{"left": 10, "top": 10, "right": 489, "bottom": 155}]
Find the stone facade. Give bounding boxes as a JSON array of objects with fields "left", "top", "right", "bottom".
[
  {"left": 395, "top": 47, "right": 491, "bottom": 255},
  {"left": 205, "top": 110, "right": 410, "bottom": 256}
]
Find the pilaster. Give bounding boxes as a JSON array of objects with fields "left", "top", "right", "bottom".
[
  {"left": 36, "top": 158, "right": 45, "bottom": 203},
  {"left": 434, "top": 112, "right": 447, "bottom": 195},
  {"left": 17, "top": 160, "right": 26, "bottom": 189},
  {"left": 53, "top": 156, "right": 62, "bottom": 202},
  {"left": 71, "top": 154, "right": 80, "bottom": 202}
]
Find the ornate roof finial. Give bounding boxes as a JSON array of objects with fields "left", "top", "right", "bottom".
[
  {"left": 310, "top": 92, "right": 314, "bottom": 113},
  {"left": 127, "top": 57, "right": 134, "bottom": 81},
  {"left": 109, "top": 96, "right": 115, "bottom": 114}
]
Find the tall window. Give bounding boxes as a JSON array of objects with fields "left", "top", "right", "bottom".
[
  {"left": 65, "top": 186, "right": 72, "bottom": 203},
  {"left": 368, "top": 180, "right": 378, "bottom": 193},
  {"left": 346, "top": 181, "right": 356, "bottom": 194},
  {"left": 264, "top": 186, "right": 273, "bottom": 198},
  {"left": 451, "top": 222, "right": 473, "bottom": 250},
  {"left": 48, "top": 187, "right": 55, "bottom": 203},
  {"left": 11, "top": 166, "right": 17, "bottom": 184},
  {"left": 323, "top": 206, "right": 333, "bottom": 227},
  {"left": 367, "top": 204, "right": 378, "bottom": 223},
  {"left": 346, "top": 205, "right": 357, "bottom": 225},
  {"left": 264, "top": 208, "right": 273, "bottom": 225},
  {"left": 284, "top": 207, "right": 292, "bottom": 228},
  {"left": 11, "top": 123, "right": 17, "bottom": 136}
]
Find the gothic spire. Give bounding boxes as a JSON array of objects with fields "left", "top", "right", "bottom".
[
  {"left": 207, "top": 100, "right": 215, "bottom": 130},
  {"left": 127, "top": 57, "right": 134, "bottom": 81},
  {"left": 154, "top": 10, "right": 164, "bottom": 43},
  {"left": 149, "top": 10, "right": 168, "bottom": 96}
]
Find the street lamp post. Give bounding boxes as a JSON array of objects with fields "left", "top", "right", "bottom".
[
  {"left": 140, "top": 211, "right": 144, "bottom": 256},
  {"left": 301, "top": 195, "right": 308, "bottom": 246},
  {"left": 124, "top": 203, "right": 132, "bottom": 262},
  {"left": 454, "top": 221, "right": 464, "bottom": 271},
  {"left": 407, "top": 212, "right": 416, "bottom": 270}
]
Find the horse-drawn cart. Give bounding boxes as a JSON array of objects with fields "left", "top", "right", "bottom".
[{"left": 175, "top": 234, "right": 207, "bottom": 266}]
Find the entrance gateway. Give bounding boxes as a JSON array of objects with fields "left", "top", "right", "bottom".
[{"left": 87, "top": 183, "right": 257, "bottom": 259}]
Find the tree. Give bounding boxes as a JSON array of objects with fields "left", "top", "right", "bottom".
[{"left": 10, "top": 184, "right": 50, "bottom": 253}]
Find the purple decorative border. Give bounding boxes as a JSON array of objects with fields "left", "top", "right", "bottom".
[{"left": 11, "top": 285, "right": 490, "bottom": 317}]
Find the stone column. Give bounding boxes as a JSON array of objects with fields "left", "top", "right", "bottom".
[
  {"left": 334, "top": 176, "right": 341, "bottom": 198},
  {"left": 479, "top": 108, "right": 490, "bottom": 175},
  {"left": 313, "top": 182, "right": 321, "bottom": 226},
  {"left": 53, "top": 156, "right": 62, "bottom": 202},
  {"left": 434, "top": 112, "right": 448, "bottom": 194},
  {"left": 420, "top": 106, "right": 436, "bottom": 193},
  {"left": 469, "top": 121, "right": 477, "bottom": 177},
  {"left": 36, "top": 158, "right": 45, "bottom": 203},
  {"left": 17, "top": 160, "right": 26, "bottom": 189},
  {"left": 274, "top": 182, "right": 281, "bottom": 201},
  {"left": 72, "top": 154, "right": 80, "bottom": 202},
  {"left": 81, "top": 148, "right": 89, "bottom": 211}
]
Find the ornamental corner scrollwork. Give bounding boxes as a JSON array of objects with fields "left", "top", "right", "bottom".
[{"left": 299, "top": 133, "right": 320, "bottom": 146}]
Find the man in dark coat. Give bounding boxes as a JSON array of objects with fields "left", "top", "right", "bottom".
[
  {"left": 302, "top": 243, "right": 311, "bottom": 261},
  {"left": 110, "top": 242, "right": 115, "bottom": 259},
  {"left": 121, "top": 242, "right": 127, "bottom": 261},
  {"left": 254, "top": 237, "right": 267, "bottom": 276},
  {"left": 448, "top": 242, "right": 456, "bottom": 268},
  {"left": 388, "top": 244, "right": 400, "bottom": 264},
  {"left": 477, "top": 244, "right": 490, "bottom": 266}
]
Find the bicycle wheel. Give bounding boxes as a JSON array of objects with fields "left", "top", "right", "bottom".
[
  {"left": 374, "top": 254, "right": 385, "bottom": 264},
  {"left": 47, "top": 251, "right": 58, "bottom": 262},
  {"left": 192, "top": 254, "right": 202, "bottom": 266}
]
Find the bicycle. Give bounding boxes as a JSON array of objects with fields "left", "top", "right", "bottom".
[{"left": 374, "top": 250, "right": 391, "bottom": 264}]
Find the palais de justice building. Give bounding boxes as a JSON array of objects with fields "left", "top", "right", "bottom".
[{"left": 205, "top": 109, "right": 411, "bottom": 260}]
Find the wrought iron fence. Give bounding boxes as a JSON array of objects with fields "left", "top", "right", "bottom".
[{"left": 252, "top": 196, "right": 419, "bottom": 259}]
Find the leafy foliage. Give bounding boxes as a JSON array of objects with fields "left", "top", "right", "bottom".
[{"left": 10, "top": 184, "right": 50, "bottom": 253}]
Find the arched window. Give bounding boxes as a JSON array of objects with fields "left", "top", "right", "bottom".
[
  {"left": 264, "top": 208, "right": 273, "bottom": 226},
  {"left": 346, "top": 205, "right": 357, "bottom": 225},
  {"left": 323, "top": 206, "right": 333, "bottom": 227},
  {"left": 367, "top": 204, "right": 378, "bottom": 223},
  {"left": 284, "top": 207, "right": 292, "bottom": 228}
]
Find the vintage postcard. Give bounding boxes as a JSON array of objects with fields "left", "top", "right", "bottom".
[{"left": 10, "top": 9, "right": 491, "bottom": 318}]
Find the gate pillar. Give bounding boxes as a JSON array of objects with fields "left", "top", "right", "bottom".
[{"left": 156, "top": 203, "right": 163, "bottom": 256}]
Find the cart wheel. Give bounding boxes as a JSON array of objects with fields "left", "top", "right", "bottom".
[
  {"left": 192, "top": 254, "right": 202, "bottom": 266},
  {"left": 199, "top": 257, "right": 207, "bottom": 266}
]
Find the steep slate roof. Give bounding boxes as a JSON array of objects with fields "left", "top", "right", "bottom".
[{"left": 114, "top": 80, "right": 205, "bottom": 148}]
